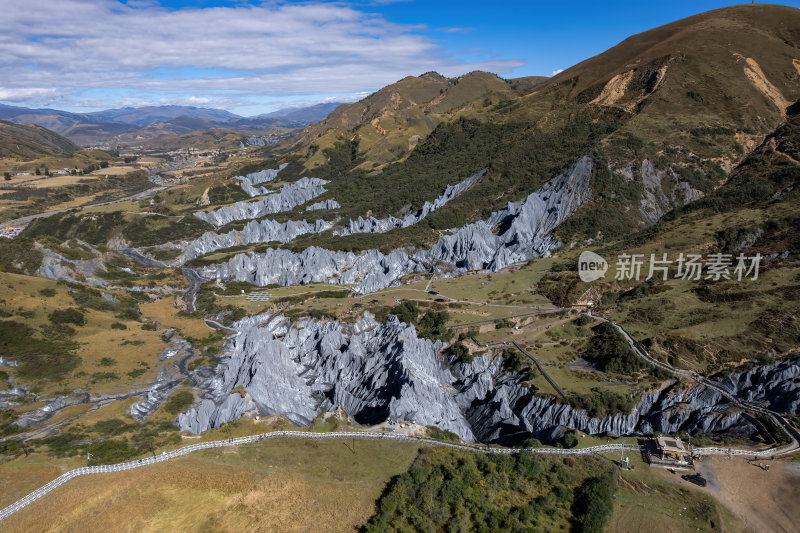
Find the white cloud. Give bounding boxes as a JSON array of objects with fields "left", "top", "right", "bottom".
[
  {"left": 0, "top": 0, "right": 525, "bottom": 112},
  {"left": 0, "top": 87, "right": 69, "bottom": 100},
  {"left": 550, "top": 68, "right": 564, "bottom": 76}
]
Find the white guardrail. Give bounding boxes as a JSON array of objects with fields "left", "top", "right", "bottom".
[
  {"left": 0, "top": 431, "right": 643, "bottom": 521},
  {"left": 0, "top": 428, "right": 785, "bottom": 522}
]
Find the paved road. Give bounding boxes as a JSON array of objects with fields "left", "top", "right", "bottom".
[{"left": 0, "top": 181, "right": 172, "bottom": 229}]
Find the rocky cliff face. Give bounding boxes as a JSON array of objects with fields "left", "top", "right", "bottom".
[
  {"left": 425, "top": 156, "right": 592, "bottom": 271},
  {"left": 614, "top": 159, "right": 704, "bottom": 225},
  {"left": 151, "top": 218, "right": 335, "bottom": 267},
  {"left": 716, "top": 359, "right": 800, "bottom": 414},
  {"left": 198, "top": 246, "right": 421, "bottom": 294},
  {"left": 196, "top": 156, "right": 594, "bottom": 293},
  {"left": 178, "top": 312, "right": 475, "bottom": 440},
  {"left": 36, "top": 242, "right": 109, "bottom": 286},
  {"left": 333, "top": 170, "right": 485, "bottom": 236},
  {"left": 237, "top": 163, "right": 288, "bottom": 197},
  {"left": 177, "top": 312, "right": 799, "bottom": 443},
  {"left": 306, "top": 199, "right": 341, "bottom": 211},
  {"left": 195, "top": 177, "right": 330, "bottom": 227}
]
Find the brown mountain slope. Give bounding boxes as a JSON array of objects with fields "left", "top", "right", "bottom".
[
  {"left": 299, "top": 71, "right": 522, "bottom": 170},
  {"left": 0, "top": 120, "right": 79, "bottom": 159}
]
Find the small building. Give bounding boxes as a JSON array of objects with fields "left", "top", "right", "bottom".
[{"left": 655, "top": 435, "right": 689, "bottom": 463}]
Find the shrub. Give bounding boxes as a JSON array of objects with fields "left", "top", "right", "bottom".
[
  {"left": 573, "top": 314, "right": 592, "bottom": 327},
  {"left": 561, "top": 430, "right": 579, "bottom": 449},
  {"left": 390, "top": 300, "right": 419, "bottom": 325},
  {"left": 448, "top": 341, "right": 472, "bottom": 363},
  {"left": 90, "top": 372, "right": 119, "bottom": 382},
  {"left": 110, "top": 322, "right": 127, "bottom": 330},
  {"left": 418, "top": 310, "right": 451, "bottom": 342},
  {"left": 163, "top": 389, "right": 194, "bottom": 415},
  {"left": 426, "top": 426, "right": 460, "bottom": 442},
  {"left": 582, "top": 322, "right": 643, "bottom": 374},
  {"left": 48, "top": 308, "right": 86, "bottom": 326},
  {"left": 87, "top": 439, "right": 140, "bottom": 465},
  {"left": 93, "top": 418, "right": 132, "bottom": 436},
  {"left": 38, "top": 288, "right": 56, "bottom": 297},
  {"left": 0, "top": 320, "right": 81, "bottom": 380},
  {"left": 39, "top": 323, "right": 76, "bottom": 339},
  {"left": 98, "top": 357, "right": 116, "bottom": 367},
  {"left": 572, "top": 475, "right": 616, "bottom": 533},
  {"left": 495, "top": 318, "right": 514, "bottom": 329},
  {"left": 127, "top": 368, "right": 146, "bottom": 379}
]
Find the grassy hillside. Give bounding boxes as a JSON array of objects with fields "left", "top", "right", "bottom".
[
  {"left": 0, "top": 120, "right": 79, "bottom": 159},
  {"left": 298, "top": 70, "right": 524, "bottom": 171}
]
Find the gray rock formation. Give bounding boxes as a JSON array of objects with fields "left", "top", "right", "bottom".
[
  {"left": 128, "top": 368, "right": 183, "bottom": 422},
  {"left": 196, "top": 155, "right": 594, "bottom": 293},
  {"left": 150, "top": 218, "right": 335, "bottom": 267},
  {"left": 306, "top": 199, "right": 341, "bottom": 211},
  {"left": 715, "top": 359, "right": 800, "bottom": 414},
  {"left": 178, "top": 312, "right": 475, "bottom": 440},
  {"left": 333, "top": 170, "right": 485, "bottom": 236},
  {"left": 198, "top": 246, "right": 421, "bottom": 294},
  {"left": 14, "top": 392, "right": 91, "bottom": 427},
  {"left": 425, "top": 156, "right": 592, "bottom": 271},
  {"left": 36, "top": 242, "right": 108, "bottom": 286},
  {"left": 615, "top": 159, "right": 704, "bottom": 225},
  {"left": 195, "top": 177, "right": 330, "bottom": 227},
  {"left": 178, "top": 312, "right": 799, "bottom": 444},
  {"left": 240, "top": 135, "right": 280, "bottom": 148},
  {"left": 237, "top": 163, "right": 288, "bottom": 197}
]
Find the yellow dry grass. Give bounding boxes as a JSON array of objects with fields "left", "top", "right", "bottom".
[
  {"left": 140, "top": 296, "right": 214, "bottom": 339},
  {"left": 2, "top": 438, "right": 421, "bottom": 532},
  {"left": 0, "top": 271, "right": 165, "bottom": 395}
]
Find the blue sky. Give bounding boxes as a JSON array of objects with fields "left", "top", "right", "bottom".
[{"left": 1, "top": 0, "right": 799, "bottom": 115}]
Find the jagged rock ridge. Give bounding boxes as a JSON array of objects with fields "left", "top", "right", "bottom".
[
  {"left": 178, "top": 312, "right": 474, "bottom": 440},
  {"left": 196, "top": 155, "right": 594, "bottom": 293},
  {"left": 306, "top": 199, "right": 341, "bottom": 211},
  {"left": 237, "top": 163, "right": 288, "bottom": 197},
  {"left": 333, "top": 170, "right": 485, "bottom": 236},
  {"left": 178, "top": 312, "right": 800, "bottom": 445},
  {"left": 195, "top": 177, "right": 330, "bottom": 227},
  {"left": 147, "top": 218, "right": 335, "bottom": 267}
]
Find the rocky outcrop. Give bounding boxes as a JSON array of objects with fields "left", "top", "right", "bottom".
[
  {"left": 178, "top": 312, "right": 475, "bottom": 440},
  {"left": 333, "top": 170, "right": 485, "bottom": 236},
  {"left": 306, "top": 199, "right": 341, "bottom": 211},
  {"left": 425, "top": 156, "right": 592, "bottom": 271},
  {"left": 195, "top": 177, "right": 330, "bottom": 227},
  {"left": 198, "top": 246, "right": 421, "bottom": 294},
  {"left": 196, "top": 155, "right": 594, "bottom": 292},
  {"left": 14, "top": 392, "right": 91, "bottom": 427},
  {"left": 615, "top": 159, "right": 704, "bottom": 225},
  {"left": 715, "top": 359, "right": 800, "bottom": 414},
  {"left": 240, "top": 135, "right": 280, "bottom": 148},
  {"left": 36, "top": 242, "right": 108, "bottom": 286},
  {"left": 151, "top": 218, "right": 335, "bottom": 267},
  {"left": 178, "top": 311, "right": 799, "bottom": 444},
  {"left": 128, "top": 368, "right": 183, "bottom": 422},
  {"left": 237, "top": 163, "right": 288, "bottom": 197}
]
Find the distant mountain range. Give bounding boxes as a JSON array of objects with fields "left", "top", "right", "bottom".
[{"left": 0, "top": 102, "right": 341, "bottom": 146}]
